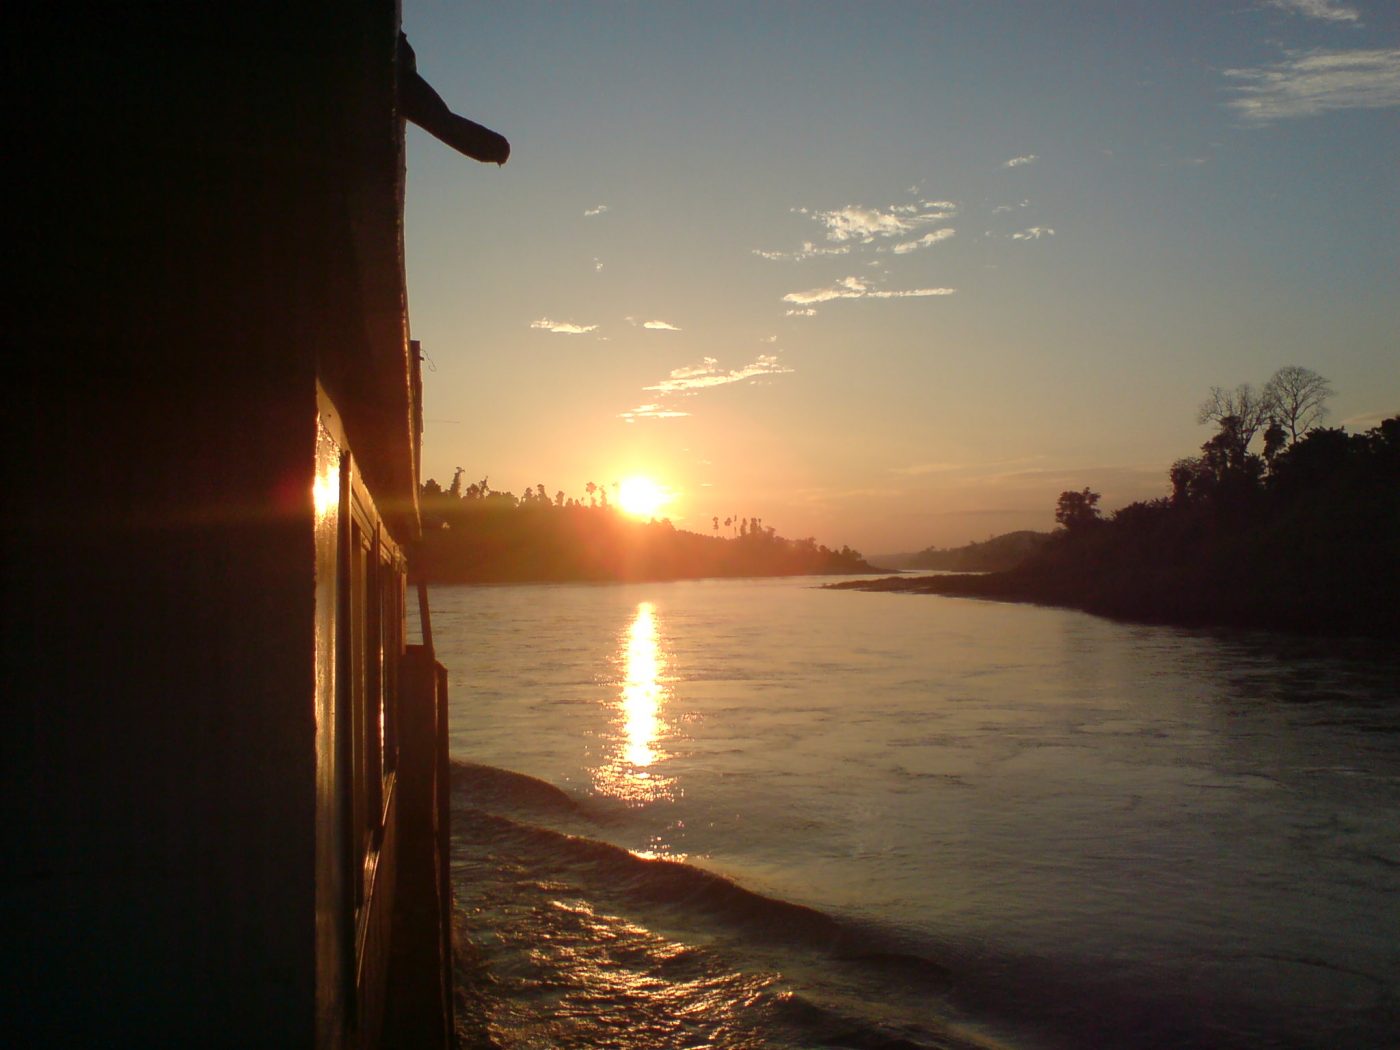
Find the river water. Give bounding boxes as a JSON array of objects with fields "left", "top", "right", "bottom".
[{"left": 427, "top": 576, "right": 1399, "bottom": 1049}]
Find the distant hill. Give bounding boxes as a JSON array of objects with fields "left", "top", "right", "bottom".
[{"left": 870, "top": 530, "right": 1052, "bottom": 573}]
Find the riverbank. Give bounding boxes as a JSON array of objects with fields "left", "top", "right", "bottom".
[
  {"left": 838, "top": 417, "right": 1400, "bottom": 642},
  {"left": 827, "top": 566, "right": 1400, "bottom": 640},
  {"left": 417, "top": 499, "right": 877, "bottom": 583}
]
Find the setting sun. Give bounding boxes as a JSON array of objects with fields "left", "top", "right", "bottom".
[{"left": 616, "top": 476, "right": 671, "bottom": 520}]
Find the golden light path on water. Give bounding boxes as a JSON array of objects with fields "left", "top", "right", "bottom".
[{"left": 592, "top": 601, "right": 677, "bottom": 810}]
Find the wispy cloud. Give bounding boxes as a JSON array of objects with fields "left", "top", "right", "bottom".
[
  {"left": 1264, "top": 0, "right": 1361, "bottom": 24},
  {"left": 991, "top": 199, "right": 1030, "bottom": 214},
  {"left": 817, "top": 205, "right": 912, "bottom": 242},
  {"left": 619, "top": 403, "right": 690, "bottom": 422},
  {"left": 1010, "top": 226, "right": 1055, "bottom": 240},
  {"left": 531, "top": 317, "right": 598, "bottom": 335},
  {"left": 645, "top": 354, "right": 793, "bottom": 394},
  {"left": 808, "top": 201, "right": 956, "bottom": 243},
  {"left": 752, "top": 242, "right": 851, "bottom": 262},
  {"left": 1225, "top": 48, "right": 1400, "bottom": 122},
  {"left": 890, "top": 228, "right": 956, "bottom": 255},
  {"left": 1003, "top": 154, "right": 1038, "bottom": 168},
  {"left": 584, "top": 204, "right": 609, "bottom": 217},
  {"left": 785, "top": 307, "right": 817, "bottom": 317},
  {"left": 756, "top": 200, "right": 957, "bottom": 260},
  {"left": 643, "top": 320, "right": 682, "bottom": 331},
  {"left": 893, "top": 200, "right": 957, "bottom": 213},
  {"left": 593, "top": 257, "right": 604, "bottom": 272},
  {"left": 782, "top": 275, "right": 956, "bottom": 307}
]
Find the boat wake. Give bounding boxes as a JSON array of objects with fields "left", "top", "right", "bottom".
[
  {"left": 448, "top": 761, "right": 995, "bottom": 1050},
  {"left": 447, "top": 760, "right": 1372, "bottom": 1049}
]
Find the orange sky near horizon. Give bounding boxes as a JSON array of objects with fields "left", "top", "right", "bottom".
[{"left": 404, "top": 2, "right": 1399, "bottom": 555}]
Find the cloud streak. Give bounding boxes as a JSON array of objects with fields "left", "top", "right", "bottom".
[
  {"left": 782, "top": 275, "right": 956, "bottom": 307},
  {"left": 1264, "top": 0, "right": 1361, "bottom": 23},
  {"left": 757, "top": 200, "right": 956, "bottom": 259},
  {"left": 619, "top": 403, "right": 690, "bottom": 422},
  {"left": 643, "top": 320, "right": 682, "bottom": 331},
  {"left": 808, "top": 201, "right": 955, "bottom": 243},
  {"left": 890, "top": 228, "right": 956, "bottom": 254},
  {"left": 1003, "top": 154, "right": 1038, "bottom": 168},
  {"left": 531, "top": 318, "right": 598, "bottom": 335},
  {"left": 816, "top": 205, "right": 915, "bottom": 242},
  {"left": 1225, "top": 48, "right": 1400, "bottom": 122},
  {"left": 1010, "top": 227, "right": 1055, "bottom": 240},
  {"left": 752, "top": 242, "right": 851, "bottom": 262},
  {"left": 645, "top": 354, "right": 793, "bottom": 394},
  {"left": 584, "top": 204, "right": 609, "bottom": 216}
]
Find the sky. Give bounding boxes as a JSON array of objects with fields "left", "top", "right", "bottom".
[{"left": 402, "top": 0, "right": 1398, "bottom": 554}]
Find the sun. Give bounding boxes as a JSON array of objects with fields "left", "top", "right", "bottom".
[{"left": 616, "top": 476, "right": 672, "bottom": 520}]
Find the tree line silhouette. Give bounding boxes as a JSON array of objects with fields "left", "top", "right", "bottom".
[
  {"left": 843, "top": 368, "right": 1399, "bottom": 639},
  {"left": 415, "top": 473, "right": 873, "bottom": 583}
]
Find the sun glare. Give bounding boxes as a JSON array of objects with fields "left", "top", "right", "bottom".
[{"left": 617, "top": 476, "right": 671, "bottom": 520}]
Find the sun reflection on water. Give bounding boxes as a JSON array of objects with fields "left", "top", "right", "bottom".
[{"left": 594, "top": 601, "right": 677, "bottom": 805}]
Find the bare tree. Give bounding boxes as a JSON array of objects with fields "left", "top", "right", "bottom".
[
  {"left": 1197, "top": 384, "right": 1272, "bottom": 450},
  {"left": 1263, "top": 366, "right": 1333, "bottom": 444}
]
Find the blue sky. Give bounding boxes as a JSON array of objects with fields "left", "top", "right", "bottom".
[{"left": 403, "top": 0, "right": 1398, "bottom": 552}]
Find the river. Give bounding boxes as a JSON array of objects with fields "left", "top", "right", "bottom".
[{"left": 426, "top": 575, "right": 1399, "bottom": 1048}]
